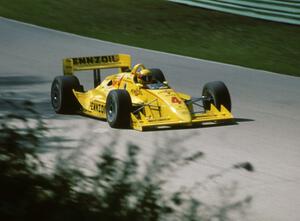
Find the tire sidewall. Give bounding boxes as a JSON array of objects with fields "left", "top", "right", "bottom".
[
  {"left": 202, "top": 87, "right": 217, "bottom": 110},
  {"left": 51, "top": 77, "right": 63, "bottom": 112},
  {"left": 106, "top": 90, "right": 132, "bottom": 128},
  {"left": 202, "top": 81, "right": 231, "bottom": 111},
  {"left": 106, "top": 91, "right": 119, "bottom": 125},
  {"left": 50, "top": 76, "right": 80, "bottom": 113}
]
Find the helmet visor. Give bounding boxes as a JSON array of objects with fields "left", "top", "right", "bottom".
[{"left": 141, "top": 75, "right": 152, "bottom": 82}]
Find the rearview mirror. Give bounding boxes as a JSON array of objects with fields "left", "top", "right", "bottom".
[{"left": 136, "top": 83, "right": 143, "bottom": 88}]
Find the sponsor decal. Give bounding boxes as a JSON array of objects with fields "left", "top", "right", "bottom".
[
  {"left": 72, "top": 55, "right": 119, "bottom": 65},
  {"left": 90, "top": 102, "right": 105, "bottom": 113},
  {"left": 131, "top": 89, "right": 141, "bottom": 96},
  {"left": 112, "top": 74, "right": 125, "bottom": 88},
  {"left": 158, "top": 90, "right": 173, "bottom": 97},
  {"left": 171, "top": 96, "right": 182, "bottom": 104}
]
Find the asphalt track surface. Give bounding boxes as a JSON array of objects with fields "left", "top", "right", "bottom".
[{"left": 1, "top": 17, "right": 300, "bottom": 221}]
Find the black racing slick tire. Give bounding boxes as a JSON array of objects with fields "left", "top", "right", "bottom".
[
  {"left": 149, "top": 68, "right": 166, "bottom": 83},
  {"left": 51, "top": 75, "right": 81, "bottom": 114},
  {"left": 106, "top": 90, "right": 132, "bottom": 128},
  {"left": 202, "top": 81, "right": 231, "bottom": 112}
]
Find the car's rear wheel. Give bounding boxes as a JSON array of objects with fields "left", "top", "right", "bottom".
[
  {"left": 150, "top": 68, "right": 166, "bottom": 83},
  {"left": 202, "top": 81, "right": 231, "bottom": 111},
  {"left": 51, "top": 75, "right": 81, "bottom": 114},
  {"left": 106, "top": 90, "right": 132, "bottom": 128}
]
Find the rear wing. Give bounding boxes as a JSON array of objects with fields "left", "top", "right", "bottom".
[
  {"left": 63, "top": 54, "right": 131, "bottom": 75},
  {"left": 63, "top": 54, "right": 131, "bottom": 87}
]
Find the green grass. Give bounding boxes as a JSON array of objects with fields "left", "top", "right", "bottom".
[{"left": 1, "top": 0, "right": 300, "bottom": 76}]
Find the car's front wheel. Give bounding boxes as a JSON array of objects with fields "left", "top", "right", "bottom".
[
  {"left": 202, "top": 81, "right": 231, "bottom": 112},
  {"left": 106, "top": 90, "right": 132, "bottom": 128}
]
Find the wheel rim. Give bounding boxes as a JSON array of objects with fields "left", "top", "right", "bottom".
[
  {"left": 107, "top": 99, "right": 116, "bottom": 122},
  {"left": 51, "top": 83, "right": 60, "bottom": 109},
  {"left": 203, "top": 89, "right": 214, "bottom": 110}
]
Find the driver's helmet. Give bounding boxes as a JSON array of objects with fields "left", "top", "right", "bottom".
[{"left": 137, "top": 69, "right": 152, "bottom": 84}]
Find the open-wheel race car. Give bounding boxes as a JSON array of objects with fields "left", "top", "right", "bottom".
[{"left": 51, "top": 54, "right": 233, "bottom": 131}]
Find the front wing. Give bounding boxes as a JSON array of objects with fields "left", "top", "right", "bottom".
[{"left": 131, "top": 104, "right": 233, "bottom": 131}]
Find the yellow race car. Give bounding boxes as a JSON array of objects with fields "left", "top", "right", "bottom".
[{"left": 51, "top": 54, "right": 233, "bottom": 131}]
